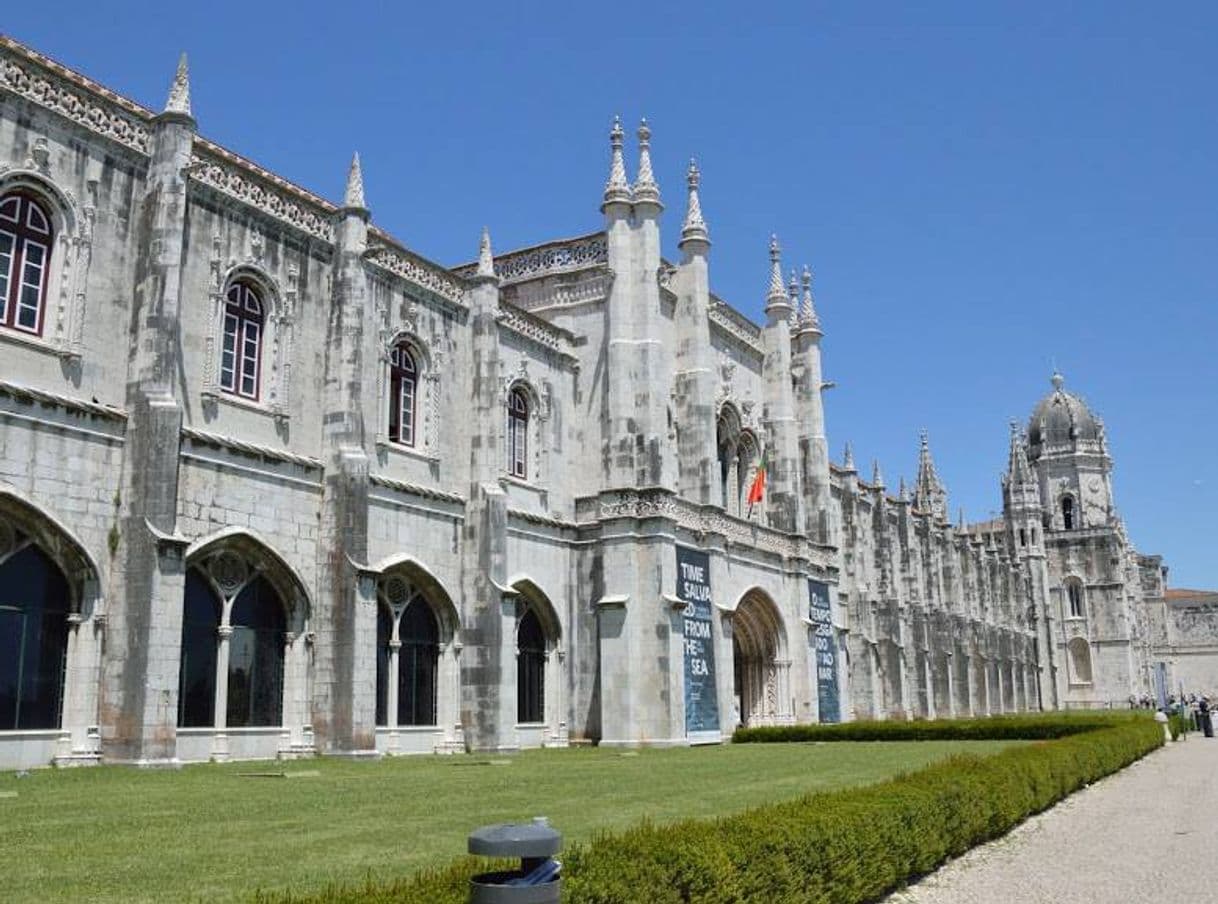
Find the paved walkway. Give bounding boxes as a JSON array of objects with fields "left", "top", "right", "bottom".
[{"left": 886, "top": 734, "right": 1218, "bottom": 904}]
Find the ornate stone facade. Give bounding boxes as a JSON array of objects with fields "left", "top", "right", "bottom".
[{"left": 0, "top": 37, "right": 1202, "bottom": 771}]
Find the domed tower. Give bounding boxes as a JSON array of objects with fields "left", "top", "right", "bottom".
[
  {"left": 1026, "top": 371, "right": 1113, "bottom": 532},
  {"left": 1025, "top": 371, "right": 1145, "bottom": 709}
]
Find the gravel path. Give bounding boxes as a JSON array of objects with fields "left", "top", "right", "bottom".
[{"left": 886, "top": 735, "right": 1218, "bottom": 904}]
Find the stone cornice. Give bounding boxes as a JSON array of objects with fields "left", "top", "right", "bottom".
[
  {"left": 369, "top": 473, "right": 465, "bottom": 505},
  {"left": 0, "top": 37, "right": 152, "bottom": 155},
  {"left": 708, "top": 296, "right": 765, "bottom": 360},
  {"left": 453, "top": 232, "right": 607, "bottom": 285},
  {"left": 0, "top": 379, "right": 127, "bottom": 422},
  {"left": 497, "top": 303, "right": 578, "bottom": 363},
  {"left": 365, "top": 240, "right": 468, "bottom": 309},
  {"left": 180, "top": 426, "right": 322, "bottom": 471}
]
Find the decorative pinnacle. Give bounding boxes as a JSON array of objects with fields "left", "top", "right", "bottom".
[
  {"left": 766, "top": 234, "right": 788, "bottom": 305},
  {"left": 164, "top": 53, "right": 192, "bottom": 117},
  {"left": 343, "top": 152, "right": 366, "bottom": 211},
  {"left": 872, "top": 459, "right": 885, "bottom": 488},
  {"left": 898, "top": 476, "right": 909, "bottom": 502},
  {"left": 799, "top": 264, "right": 820, "bottom": 329},
  {"left": 842, "top": 441, "right": 856, "bottom": 472},
  {"left": 788, "top": 269, "right": 800, "bottom": 328},
  {"left": 679, "top": 158, "right": 709, "bottom": 246},
  {"left": 632, "top": 118, "right": 661, "bottom": 206},
  {"left": 602, "top": 115, "right": 632, "bottom": 208},
  {"left": 476, "top": 226, "right": 496, "bottom": 279},
  {"left": 1051, "top": 370, "right": 1065, "bottom": 391},
  {"left": 958, "top": 507, "right": 967, "bottom": 531}
]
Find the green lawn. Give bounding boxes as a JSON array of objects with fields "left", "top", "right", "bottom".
[{"left": 1, "top": 740, "right": 1019, "bottom": 902}]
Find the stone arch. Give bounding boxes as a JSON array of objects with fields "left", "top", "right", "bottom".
[
  {"left": 510, "top": 577, "right": 567, "bottom": 747},
  {"left": 372, "top": 554, "right": 460, "bottom": 640},
  {"left": 503, "top": 376, "right": 545, "bottom": 483},
  {"left": 0, "top": 487, "right": 104, "bottom": 753},
  {"left": 730, "top": 588, "right": 791, "bottom": 728},
  {"left": 185, "top": 528, "right": 310, "bottom": 632},
  {"left": 0, "top": 486, "right": 101, "bottom": 616}
]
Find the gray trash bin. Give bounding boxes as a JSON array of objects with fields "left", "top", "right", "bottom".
[{"left": 468, "top": 817, "right": 562, "bottom": 903}]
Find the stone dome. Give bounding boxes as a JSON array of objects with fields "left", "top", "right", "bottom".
[{"left": 1027, "top": 372, "right": 1101, "bottom": 459}]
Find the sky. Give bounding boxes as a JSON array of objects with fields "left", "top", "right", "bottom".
[{"left": 4, "top": 2, "right": 1215, "bottom": 586}]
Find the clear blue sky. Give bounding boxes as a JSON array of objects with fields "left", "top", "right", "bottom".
[{"left": 6, "top": 2, "right": 1215, "bottom": 586}]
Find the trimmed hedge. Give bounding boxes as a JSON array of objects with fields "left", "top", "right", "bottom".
[
  {"left": 259, "top": 714, "right": 1162, "bottom": 904},
  {"left": 732, "top": 712, "right": 1130, "bottom": 744}
]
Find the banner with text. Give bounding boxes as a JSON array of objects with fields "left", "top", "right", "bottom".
[
  {"left": 808, "top": 579, "right": 840, "bottom": 723},
  {"left": 677, "top": 545, "right": 720, "bottom": 741}
]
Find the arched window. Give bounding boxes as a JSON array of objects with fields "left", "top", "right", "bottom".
[
  {"left": 716, "top": 424, "right": 732, "bottom": 509},
  {"left": 507, "top": 387, "right": 529, "bottom": 479},
  {"left": 517, "top": 608, "right": 546, "bottom": 724},
  {"left": 178, "top": 570, "right": 220, "bottom": 727},
  {"left": 220, "top": 282, "right": 264, "bottom": 400},
  {"left": 1061, "top": 495, "right": 1075, "bottom": 531},
  {"left": 1065, "top": 579, "right": 1084, "bottom": 619},
  {"left": 226, "top": 575, "right": 285, "bottom": 727},
  {"left": 0, "top": 192, "right": 53, "bottom": 336},
  {"left": 737, "top": 433, "right": 758, "bottom": 513},
  {"left": 0, "top": 542, "right": 69, "bottom": 729},
  {"left": 388, "top": 344, "right": 418, "bottom": 446},
  {"left": 1067, "top": 637, "right": 1092, "bottom": 684},
  {"left": 398, "top": 597, "right": 439, "bottom": 726}
]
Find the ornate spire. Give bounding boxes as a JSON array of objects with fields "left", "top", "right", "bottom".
[
  {"left": 679, "top": 158, "right": 709, "bottom": 246},
  {"left": 957, "top": 507, "right": 967, "bottom": 531},
  {"left": 163, "top": 53, "right": 192, "bottom": 117},
  {"left": 799, "top": 265, "right": 820, "bottom": 329},
  {"left": 342, "top": 152, "right": 367, "bottom": 211},
  {"left": 1006, "top": 419, "right": 1033, "bottom": 486},
  {"left": 475, "top": 226, "right": 496, "bottom": 280},
  {"left": 787, "top": 269, "right": 800, "bottom": 328},
  {"left": 1051, "top": 369, "right": 1065, "bottom": 391},
  {"left": 632, "top": 118, "right": 661, "bottom": 206},
  {"left": 872, "top": 459, "right": 885, "bottom": 488},
  {"left": 898, "top": 476, "right": 909, "bottom": 502},
  {"left": 602, "top": 115, "right": 632, "bottom": 208},
  {"left": 842, "top": 441, "right": 856, "bottom": 472},
  {"left": 914, "top": 429, "right": 948, "bottom": 519},
  {"left": 766, "top": 235, "right": 787, "bottom": 306}
]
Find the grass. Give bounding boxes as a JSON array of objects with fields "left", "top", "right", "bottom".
[{"left": 0, "top": 740, "right": 1019, "bottom": 902}]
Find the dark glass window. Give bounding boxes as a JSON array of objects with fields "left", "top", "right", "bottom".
[
  {"left": 0, "top": 542, "right": 69, "bottom": 729},
  {"left": 226, "top": 575, "right": 285, "bottom": 727},
  {"left": 517, "top": 608, "right": 545, "bottom": 724},
  {"left": 177, "top": 569, "right": 221, "bottom": 727},
  {"left": 507, "top": 388, "right": 529, "bottom": 479},
  {"left": 0, "top": 193, "right": 53, "bottom": 336},
  {"left": 1062, "top": 496, "right": 1075, "bottom": 531},
  {"left": 376, "top": 604, "right": 391, "bottom": 727},
  {"left": 1067, "top": 581, "right": 1084, "bottom": 619},
  {"left": 388, "top": 344, "right": 418, "bottom": 446},
  {"left": 220, "top": 283, "right": 264, "bottom": 400},
  {"left": 398, "top": 598, "right": 439, "bottom": 726}
]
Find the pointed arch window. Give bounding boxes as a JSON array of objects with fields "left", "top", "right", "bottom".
[
  {"left": 1065, "top": 578, "right": 1085, "bottom": 620},
  {"left": 176, "top": 565, "right": 288, "bottom": 729},
  {"left": 517, "top": 608, "right": 546, "bottom": 724},
  {"left": 388, "top": 343, "right": 418, "bottom": 447},
  {"left": 220, "top": 282, "right": 264, "bottom": 400},
  {"left": 1061, "top": 495, "right": 1075, "bottom": 531},
  {"left": 0, "top": 541, "right": 70, "bottom": 729},
  {"left": 376, "top": 578, "right": 445, "bottom": 730},
  {"left": 507, "top": 387, "right": 529, "bottom": 479},
  {"left": 0, "top": 192, "right": 53, "bottom": 336}
]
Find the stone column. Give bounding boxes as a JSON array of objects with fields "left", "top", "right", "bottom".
[{"left": 211, "top": 624, "right": 232, "bottom": 762}]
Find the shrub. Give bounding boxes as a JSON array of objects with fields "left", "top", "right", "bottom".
[{"left": 262, "top": 714, "right": 1162, "bottom": 904}]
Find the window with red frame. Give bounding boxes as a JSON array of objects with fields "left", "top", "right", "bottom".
[
  {"left": 220, "top": 283, "right": 264, "bottom": 400},
  {"left": 507, "top": 387, "right": 529, "bottom": 479},
  {"left": 0, "top": 193, "right": 53, "bottom": 336},
  {"left": 388, "top": 343, "right": 418, "bottom": 446}
]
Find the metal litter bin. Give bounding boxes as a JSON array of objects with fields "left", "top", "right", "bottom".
[{"left": 468, "top": 817, "right": 562, "bottom": 903}]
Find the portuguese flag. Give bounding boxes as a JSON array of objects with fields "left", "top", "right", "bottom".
[{"left": 746, "top": 447, "right": 768, "bottom": 511}]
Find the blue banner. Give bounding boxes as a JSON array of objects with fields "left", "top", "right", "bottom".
[
  {"left": 808, "top": 579, "right": 840, "bottom": 723},
  {"left": 677, "top": 546, "right": 720, "bottom": 738}
]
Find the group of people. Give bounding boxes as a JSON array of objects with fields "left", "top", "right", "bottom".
[{"left": 1139, "top": 693, "right": 1215, "bottom": 738}]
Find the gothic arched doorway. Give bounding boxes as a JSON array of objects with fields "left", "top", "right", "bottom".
[{"left": 731, "top": 589, "right": 790, "bottom": 728}]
